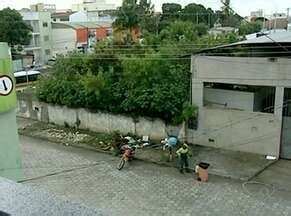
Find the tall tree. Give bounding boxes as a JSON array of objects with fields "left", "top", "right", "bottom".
[
  {"left": 159, "top": 21, "right": 208, "bottom": 44},
  {"left": 159, "top": 3, "right": 182, "bottom": 31},
  {"left": 113, "top": 0, "right": 140, "bottom": 43},
  {"left": 218, "top": 0, "right": 242, "bottom": 27},
  {"left": 0, "top": 8, "right": 32, "bottom": 46},
  {"left": 239, "top": 21, "right": 262, "bottom": 36},
  {"left": 162, "top": 3, "right": 182, "bottom": 17},
  {"left": 137, "top": 0, "right": 157, "bottom": 34},
  {"left": 182, "top": 4, "right": 205, "bottom": 24}
]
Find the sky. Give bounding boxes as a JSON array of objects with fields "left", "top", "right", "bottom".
[{"left": 0, "top": 0, "right": 291, "bottom": 16}]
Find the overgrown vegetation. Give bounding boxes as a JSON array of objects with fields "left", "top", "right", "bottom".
[
  {"left": 37, "top": 1, "right": 242, "bottom": 124},
  {"left": 239, "top": 21, "right": 263, "bottom": 36}
]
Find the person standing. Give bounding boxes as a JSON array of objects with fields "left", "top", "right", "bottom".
[
  {"left": 162, "top": 136, "right": 178, "bottom": 162},
  {"left": 176, "top": 143, "right": 192, "bottom": 174}
]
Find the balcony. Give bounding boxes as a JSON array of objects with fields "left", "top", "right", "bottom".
[{"left": 24, "top": 46, "right": 41, "bottom": 51}]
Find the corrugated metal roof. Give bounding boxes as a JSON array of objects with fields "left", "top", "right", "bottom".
[
  {"left": 236, "top": 30, "right": 291, "bottom": 44},
  {"left": 51, "top": 12, "right": 73, "bottom": 18},
  {"left": 52, "top": 21, "right": 112, "bottom": 29},
  {"left": 192, "top": 30, "right": 291, "bottom": 55}
]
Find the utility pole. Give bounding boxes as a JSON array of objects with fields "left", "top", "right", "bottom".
[
  {"left": 263, "top": 9, "right": 266, "bottom": 29},
  {"left": 220, "top": 0, "right": 230, "bottom": 15},
  {"left": 288, "top": 8, "right": 291, "bottom": 31},
  {"left": 0, "top": 42, "right": 22, "bottom": 181},
  {"left": 196, "top": 13, "right": 199, "bottom": 24},
  {"left": 156, "top": 14, "right": 160, "bottom": 37},
  {"left": 85, "top": 11, "right": 89, "bottom": 53},
  {"left": 274, "top": 13, "right": 277, "bottom": 32}
]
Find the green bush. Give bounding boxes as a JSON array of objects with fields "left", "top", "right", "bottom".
[
  {"left": 36, "top": 50, "right": 191, "bottom": 124},
  {"left": 36, "top": 29, "right": 239, "bottom": 124}
]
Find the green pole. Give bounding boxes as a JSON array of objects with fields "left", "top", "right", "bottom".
[{"left": 0, "top": 42, "right": 22, "bottom": 181}]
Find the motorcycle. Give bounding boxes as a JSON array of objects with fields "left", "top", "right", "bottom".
[{"left": 117, "top": 145, "right": 136, "bottom": 170}]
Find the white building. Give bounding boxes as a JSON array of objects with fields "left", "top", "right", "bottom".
[
  {"left": 72, "top": 0, "right": 116, "bottom": 12},
  {"left": 51, "top": 21, "right": 112, "bottom": 57},
  {"left": 51, "top": 11, "right": 73, "bottom": 23},
  {"left": 250, "top": 9, "right": 263, "bottom": 18},
  {"left": 51, "top": 23, "right": 78, "bottom": 57},
  {"left": 190, "top": 32, "right": 291, "bottom": 160},
  {"left": 30, "top": 3, "right": 56, "bottom": 13},
  {"left": 69, "top": 11, "right": 115, "bottom": 23},
  {"left": 20, "top": 11, "right": 52, "bottom": 65}
]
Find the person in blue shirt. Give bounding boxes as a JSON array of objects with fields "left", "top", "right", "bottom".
[{"left": 162, "top": 137, "right": 178, "bottom": 162}]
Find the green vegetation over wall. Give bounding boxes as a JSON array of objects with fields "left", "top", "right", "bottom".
[{"left": 36, "top": 1, "right": 241, "bottom": 124}]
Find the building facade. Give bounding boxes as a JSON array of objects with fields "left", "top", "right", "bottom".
[
  {"left": 51, "top": 11, "right": 73, "bottom": 23},
  {"left": 20, "top": 11, "right": 52, "bottom": 65},
  {"left": 51, "top": 22, "right": 112, "bottom": 56},
  {"left": 250, "top": 9, "right": 264, "bottom": 18},
  {"left": 72, "top": 0, "right": 115, "bottom": 12},
  {"left": 30, "top": 3, "right": 56, "bottom": 13},
  {"left": 190, "top": 33, "right": 291, "bottom": 159}
]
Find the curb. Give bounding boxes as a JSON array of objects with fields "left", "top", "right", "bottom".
[
  {"left": 18, "top": 130, "right": 178, "bottom": 168},
  {"left": 18, "top": 129, "right": 262, "bottom": 181}
]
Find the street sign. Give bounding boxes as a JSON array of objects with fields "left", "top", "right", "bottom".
[
  {"left": 0, "top": 43, "right": 17, "bottom": 113},
  {"left": 0, "top": 75, "right": 13, "bottom": 96}
]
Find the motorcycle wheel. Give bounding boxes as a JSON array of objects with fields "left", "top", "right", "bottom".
[{"left": 117, "top": 158, "right": 125, "bottom": 170}]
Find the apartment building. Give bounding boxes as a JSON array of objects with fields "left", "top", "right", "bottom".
[{"left": 20, "top": 11, "right": 52, "bottom": 65}]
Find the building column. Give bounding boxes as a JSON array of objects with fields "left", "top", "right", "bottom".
[
  {"left": 274, "top": 86, "right": 284, "bottom": 158},
  {"left": 192, "top": 80, "right": 204, "bottom": 108},
  {"left": 274, "top": 86, "right": 284, "bottom": 121},
  {"left": 192, "top": 79, "right": 204, "bottom": 132}
]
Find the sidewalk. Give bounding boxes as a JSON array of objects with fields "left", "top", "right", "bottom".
[{"left": 17, "top": 117, "right": 274, "bottom": 181}]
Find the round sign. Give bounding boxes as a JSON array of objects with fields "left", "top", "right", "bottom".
[{"left": 0, "top": 75, "right": 13, "bottom": 96}]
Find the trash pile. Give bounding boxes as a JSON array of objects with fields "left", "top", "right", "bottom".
[{"left": 45, "top": 128, "right": 91, "bottom": 144}]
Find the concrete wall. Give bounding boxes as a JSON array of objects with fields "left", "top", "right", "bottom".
[
  {"left": 187, "top": 107, "right": 281, "bottom": 157},
  {"left": 193, "top": 56, "right": 291, "bottom": 86},
  {"left": 204, "top": 88, "right": 255, "bottom": 111},
  {"left": 52, "top": 28, "right": 77, "bottom": 56},
  {"left": 16, "top": 93, "right": 183, "bottom": 141},
  {"left": 17, "top": 92, "right": 279, "bottom": 156}
]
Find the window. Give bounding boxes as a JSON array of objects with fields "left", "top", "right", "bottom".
[
  {"left": 188, "top": 117, "right": 198, "bottom": 130},
  {"left": 60, "top": 18, "right": 69, "bottom": 22},
  {"left": 53, "top": 18, "right": 56, "bottom": 22},
  {"left": 45, "top": 49, "right": 51, "bottom": 55},
  {"left": 106, "top": 29, "right": 113, "bottom": 37},
  {"left": 43, "top": 22, "right": 48, "bottom": 27},
  {"left": 44, "top": 36, "right": 49, "bottom": 41}
]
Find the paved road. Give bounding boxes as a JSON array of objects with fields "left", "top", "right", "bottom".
[{"left": 20, "top": 135, "right": 291, "bottom": 216}]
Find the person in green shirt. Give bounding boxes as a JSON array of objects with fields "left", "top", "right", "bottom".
[{"left": 176, "top": 143, "right": 192, "bottom": 174}]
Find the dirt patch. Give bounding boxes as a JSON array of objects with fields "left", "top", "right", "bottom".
[{"left": 18, "top": 121, "right": 117, "bottom": 151}]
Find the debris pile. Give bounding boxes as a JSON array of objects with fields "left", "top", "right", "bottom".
[{"left": 45, "top": 128, "right": 91, "bottom": 144}]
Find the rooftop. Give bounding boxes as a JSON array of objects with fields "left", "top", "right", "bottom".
[
  {"left": 237, "top": 30, "right": 291, "bottom": 44},
  {"left": 51, "top": 11, "right": 74, "bottom": 19},
  {"left": 194, "top": 30, "right": 291, "bottom": 57},
  {"left": 52, "top": 21, "right": 112, "bottom": 29}
]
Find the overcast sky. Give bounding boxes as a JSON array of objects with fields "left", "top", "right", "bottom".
[{"left": 0, "top": 0, "right": 290, "bottom": 16}]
